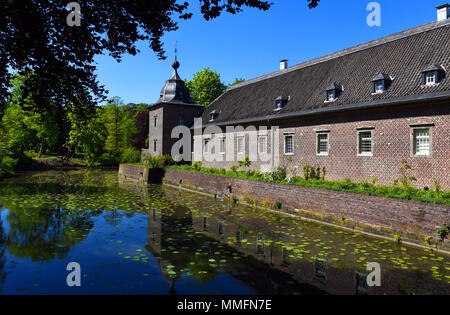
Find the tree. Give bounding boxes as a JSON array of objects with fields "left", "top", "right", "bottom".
[
  {"left": 102, "top": 97, "right": 124, "bottom": 155},
  {"left": 66, "top": 110, "right": 107, "bottom": 165},
  {"left": 228, "top": 78, "right": 246, "bottom": 88},
  {"left": 1, "top": 0, "right": 281, "bottom": 114},
  {"left": 185, "top": 68, "right": 227, "bottom": 106},
  {"left": 131, "top": 110, "right": 150, "bottom": 149}
]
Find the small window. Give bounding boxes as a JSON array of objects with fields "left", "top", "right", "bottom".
[
  {"left": 372, "top": 74, "right": 392, "bottom": 93},
  {"left": 204, "top": 139, "right": 209, "bottom": 153},
  {"left": 237, "top": 136, "right": 245, "bottom": 154},
  {"left": 413, "top": 128, "right": 430, "bottom": 156},
  {"left": 374, "top": 80, "right": 384, "bottom": 93},
  {"left": 153, "top": 140, "right": 157, "bottom": 152},
  {"left": 178, "top": 117, "right": 185, "bottom": 126},
  {"left": 317, "top": 133, "right": 329, "bottom": 155},
  {"left": 422, "top": 64, "right": 446, "bottom": 86},
  {"left": 209, "top": 111, "right": 218, "bottom": 122},
  {"left": 426, "top": 72, "right": 436, "bottom": 85},
  {"left": 154, "top": 116, "right": 158, "bottom": 127},
  {"left": 326, "top": 90, "right": 335, "bottom": 102},
  {"left": 325, "top": 83, "right": 342, "bottom": 102},
  {"left": 274, "top": 96, "right": 288, "bottom": 110},
  {"left": 284, "top": 135, "right": 293, "bottom": 155},
  {"left": 358, "top": 131, "right": 373, "bottom": 156},
  {"left": 219, "top": 137, "right": 226, "bottom": 154},
  {"left": 258, "top": 136, "right": 267, "bottom": 154}
]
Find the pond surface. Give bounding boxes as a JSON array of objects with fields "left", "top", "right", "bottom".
[{"left": 0, "top": 170, "right": 448, "bottom": 295}]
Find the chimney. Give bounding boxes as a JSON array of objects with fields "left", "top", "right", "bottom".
[
  {"left": 437, "top": 4, "right": 450, "bottom": 21},
  {"left": 280, "top": 59, "right": 288, "bottom": 70}
]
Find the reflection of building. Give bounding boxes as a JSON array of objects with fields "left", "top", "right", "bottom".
[{"left": 118, "top": 178, "right": 450, "bottom": 295}]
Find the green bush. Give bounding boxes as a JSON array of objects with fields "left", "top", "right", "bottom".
[
  {"left": 142, "top": 154, "right": 175, "bottom": 169},
  {"left": 0, "top": 156, "right": 17, "bottom": 176},
  {"left": 120, "top": 148, "right": 141, "bottom": 163},
  {"left": 98, "top": 153, "right": 120, "bottom": 166}
]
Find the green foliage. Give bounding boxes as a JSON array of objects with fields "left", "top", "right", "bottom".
[
  {"left": 97, "top": 153, "right": 120, "bottom": 167},
  {"left": 185, "top": 68, "right": 227, "bottom": 106},
  {"left": 274, "top": 201, "right": 282, "bottom": 210},
  {"left": 436, "top": 224, "right": 449, "bottom": 242},
  {"left": 228, "top": 78, "right": 246, "bottom": 88},
  {"left": 120, "top": 148, "right": 141, "bottom": 163},
  {"left": 2, "top": 103, "right": 59, "bottom": 157},
  {"left": 142, "top": 155, "right": 175, "bottom": 169},
  {"left": 66, "top": 110, "right": 107, "bottom": 166},
  {"left": 393, "top": 234, "right": 402, "bottom": 245},
  {"left": 0, "top": 138, "right": 17, "bottom": 176},
  {"left": 238, "top": 156, "right": 251, "bottom": 168},
  {"left": 303, "top": 163, "right": 326, "bottom": 180}
]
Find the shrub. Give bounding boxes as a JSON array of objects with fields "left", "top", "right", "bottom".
[
  {"left": 142, "top": 154, "right": 175, "bottom": 169},
  {"left": 98, "top": 153, "right": 120, "bottom": 166},
  {"left": 303, "top": 163, "right": 326, "bottom": 180},
  {"left": 0, "top": 156, "right": 17, "bottom": 176},
  {"left": 274, "top": 201, "right": 282, "bottom": 209},
  {"left": 437, "top": 224, "right": 449, "bottom": 242},
  {"left": 120, "top": 148, "right": 141, "bottom": 163}
]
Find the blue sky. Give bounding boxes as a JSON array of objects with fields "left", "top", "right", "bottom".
[{"left": 94, "top": 0, "right": 445, "bottom": 105}]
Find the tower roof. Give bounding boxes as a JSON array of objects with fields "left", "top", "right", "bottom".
[{"left": 156, "top": 57, "right": 193, "bottom": 105}]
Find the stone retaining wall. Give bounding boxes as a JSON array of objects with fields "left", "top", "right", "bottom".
[{"left": 162, "top": 168, "right": 449, "bottom": 238}]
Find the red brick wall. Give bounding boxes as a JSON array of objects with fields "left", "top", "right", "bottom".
[
  {"left": 198, "top": 101, "right": 450, "bottom": 190},
  {"left": 164, "top": 168, "right": 449, "bottom": 236}
]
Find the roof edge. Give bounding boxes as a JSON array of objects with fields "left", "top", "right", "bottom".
[
  {"left": 228, "top": 19, "right": 450, "bottom": 91},
  {"left": 197, "top": 91, "right": 450, "bottom": 128}
]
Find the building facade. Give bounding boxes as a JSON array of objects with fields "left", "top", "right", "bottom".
[
  {"left": 144, "top": 58, "right": 204, "bottom": 159},
  {"left": 192, "top": 6, "right": 450, "bottom": 190}
]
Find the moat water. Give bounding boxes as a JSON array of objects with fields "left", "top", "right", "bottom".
[{"left": 0, "top": 170, "right": 448, "bottom": 294}]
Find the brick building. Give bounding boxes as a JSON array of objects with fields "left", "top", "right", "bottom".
[
  {"left": 144, "top": 57, "right": 204, "bottom": 159},
  {"left": 191, "top": 5, "right": 450, "bottom": 190}
]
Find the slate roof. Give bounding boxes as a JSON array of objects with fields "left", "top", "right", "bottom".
[
  {"left": 201, "top": 19, "right": 450, "bottom": 126},
  {"left": 155, "top": 58, "right": 194, "bottom": 105}
]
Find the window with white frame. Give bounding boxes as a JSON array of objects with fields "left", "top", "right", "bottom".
[
  {"left": 326, "top": 90, "right": 335, "bottom": 102},
  {"left": 237, "top": 136, "right": 245, "bottom": 154},
  {"left": 413, "top": 128, "right": 430, "bottom": 156},
  {"left": 204, "top": 139, "right": 209, "bottom": 153},
  {"left": 426, "top": 72, "right": 437, "bottom": 85},
  {"left": 358, "top": 131, "right": 373, "bottom": 156},
  {"left": 284, "top": 135, "right": 293, "bottom": 155},
  {"left": 317, "top": 133, "right": 329, "bottom": 155},
  {"left": 219, "top": 137, "right": 226, "bottom": 154},
  {"left": 258, "top": 136, "right": 267, "bottom": 154},
  {"left": 374, "top": 80, "right": 384, "bottom": 93}
]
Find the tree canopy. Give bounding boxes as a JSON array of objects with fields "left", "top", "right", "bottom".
[
  {"left": 0, "top": 0, "right": 278, "bottom": 114},
  {"left": 0, "top": 1, "right": 322, "bottom": 114}
]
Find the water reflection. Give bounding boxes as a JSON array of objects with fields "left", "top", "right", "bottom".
[
  {"left": 0, "top": 170, "right": 447, "bottom": 295},
  {"left": 122, "top": 180, "right": 449, "bottom": 295}
]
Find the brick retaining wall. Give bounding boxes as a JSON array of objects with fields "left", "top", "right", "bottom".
[{"left": 163, "top": 168, "right": 449, "bottom": 237}]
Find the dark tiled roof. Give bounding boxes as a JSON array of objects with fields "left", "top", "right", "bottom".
[
  {"left": 201, "top": 19, "right": 450, "bottom": 125},
  {"left": 155, "top": 58, "right": 194, "bottom": 105}
]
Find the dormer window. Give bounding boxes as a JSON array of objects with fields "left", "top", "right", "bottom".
[
  {"left": 274, "top": 96, "right": 288, "bottom": 110},
  {"left": 209, "top": 110, "right": 218, "bottom": 122},
  {"left": 372, "top": 73, "right": 392, "bottom": 94},
  {"left": 422, "top": 64, "right": 446, "bottom": 86},
  {"left": 325, "top": 83, "right": 342, "bottom": 102}
]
